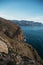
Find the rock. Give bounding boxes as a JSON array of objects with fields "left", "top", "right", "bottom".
[
  {"left": 0, "top": 17, "right": 24, "bottom": 41},
  {"left": 9, "top": 41, "right": 41, "bottom": 62},
  {"left": 0, "top": 38, "right": 8, "bottom": 54},
  {"left": 0, "top": 49, "right": 42, "bottom": 65}
]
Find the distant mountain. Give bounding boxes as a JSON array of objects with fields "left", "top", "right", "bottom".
[{"left": 11, "top": 20, "right": 43, "bottom": 26}]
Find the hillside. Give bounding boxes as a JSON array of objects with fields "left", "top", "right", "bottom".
[{"left": 0, "top": 17, "right": 43, "bottom": 65}]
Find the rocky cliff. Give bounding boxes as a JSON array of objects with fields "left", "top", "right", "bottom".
[{"left": 0, "top": 17, "right": 43, "bottom": 65}]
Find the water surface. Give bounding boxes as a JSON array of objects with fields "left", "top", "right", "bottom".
[{"left": 20, "top": 26, "right": 43, "bottom": 59}]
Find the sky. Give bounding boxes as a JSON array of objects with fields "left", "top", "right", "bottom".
[{"left": 0, "top": 0, "right": 43, "bottom": 23}]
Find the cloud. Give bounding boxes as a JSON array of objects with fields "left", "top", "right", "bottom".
[
  {"left": 0, "top": 11, "right": 43, "bottom": 23},
  {"left": 28, "top": 16, "right": 43, "bottom": 23},
  {"left": 0, "top": 11, "right": 15, "bottom": 20},
  {"left": 19, "top": 16, "right": 43, "bottom": 23}
]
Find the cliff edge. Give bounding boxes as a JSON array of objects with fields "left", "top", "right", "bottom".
[{"left": 0, "top": 17, "right": 43, "bottom": 65}]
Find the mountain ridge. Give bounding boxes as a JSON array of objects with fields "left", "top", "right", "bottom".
[{"left": 11, "top": 20, "right": 43, "bottom": 26}]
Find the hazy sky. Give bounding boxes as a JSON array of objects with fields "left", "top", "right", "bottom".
[{"left": 0, "top": 0, "right": 43, "bottom": 23}]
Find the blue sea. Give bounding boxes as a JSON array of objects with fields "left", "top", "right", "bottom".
[{"left": 20, "top": 26, "right": 43, "bottom": 59}]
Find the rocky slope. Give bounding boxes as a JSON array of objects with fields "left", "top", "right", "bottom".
[
  {"left": 0, "top": 17, "right": 24, "bottom": 41},
  {"left": 0, "top": 17, "right": 43, "bottom": 65}
]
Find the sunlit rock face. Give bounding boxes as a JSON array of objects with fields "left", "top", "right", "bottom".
[
  {"left": 0, "top": 17, "right": 24, "bottom": 41},
  {"left": 0, "top": 18, "right": 43, "bottom": 65},
  {"left": 0, "top": 40, "right": 8, "bottom": 54}
]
